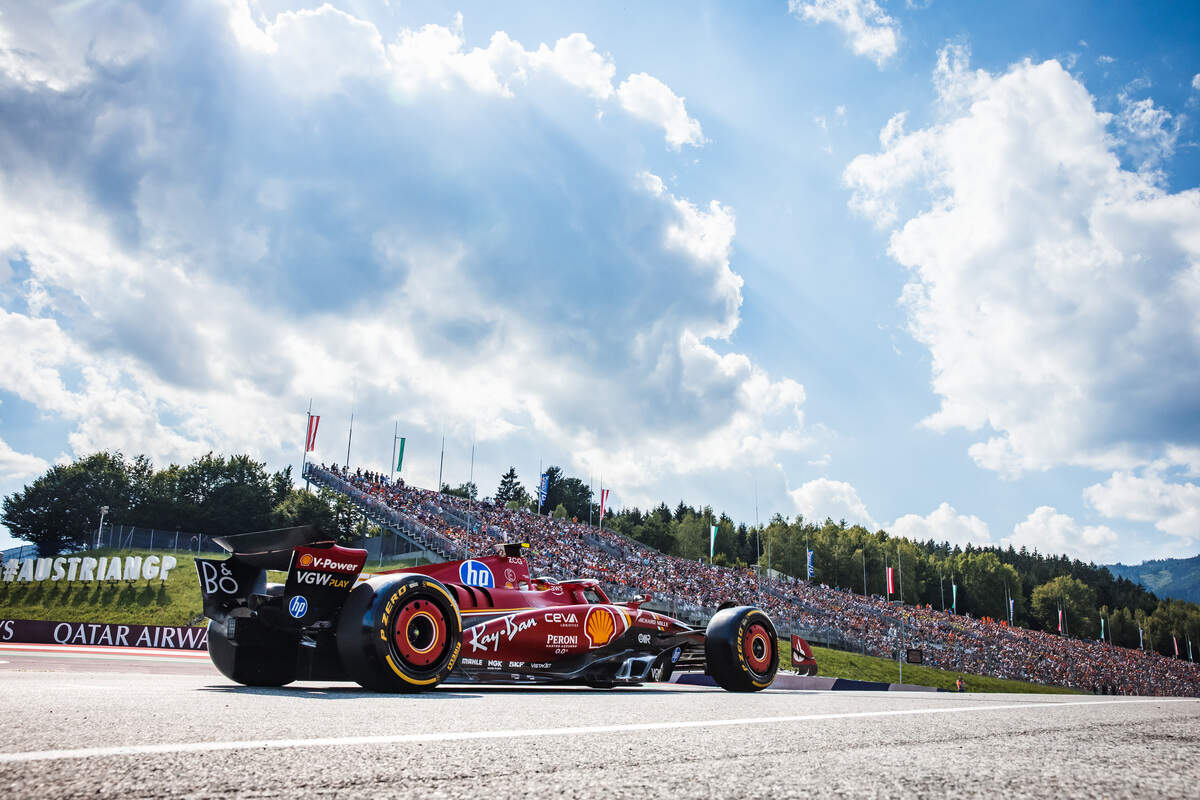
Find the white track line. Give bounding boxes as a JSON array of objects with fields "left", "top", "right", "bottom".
[
  {"left": 0, "top": 697, "right": 1193, "bottom": 764},
  {"left": 0, "top": 643, "right": 208, "bottom": 658}
]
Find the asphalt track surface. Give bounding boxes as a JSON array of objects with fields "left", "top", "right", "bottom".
[{"left": 1, "top": 646, "right": 1198, "bottom": 799}]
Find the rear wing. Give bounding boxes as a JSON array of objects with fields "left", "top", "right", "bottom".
[{"left": 196, "top": 525, "right": 366, "bottom": 628}]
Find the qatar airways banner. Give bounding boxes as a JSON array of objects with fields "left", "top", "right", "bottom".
[{"left": 0, "top": 619, "right": 208, "bottom": 650}]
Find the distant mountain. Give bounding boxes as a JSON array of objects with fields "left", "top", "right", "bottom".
[{"left": 1106, "top": 555, "right": 1200, "bottom": 604}]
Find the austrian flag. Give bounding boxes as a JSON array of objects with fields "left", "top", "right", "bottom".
[{"left": 599, "top": 488, "right": 610, "bottom": 521}]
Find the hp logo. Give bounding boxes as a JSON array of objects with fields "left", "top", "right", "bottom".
[
  {"left": 458, "top": 560, "right": 495, "bottom": 588},
  {"left": 287, "top": 595, "right": 308, "bottom": 619}
]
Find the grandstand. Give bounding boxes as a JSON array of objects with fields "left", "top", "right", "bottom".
[{"left": 306, "top": 463, "right": 1200, "bottom": 697}]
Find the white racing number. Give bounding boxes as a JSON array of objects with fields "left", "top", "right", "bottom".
[{"left": 198, "top": 560, "right": 239, "bottom": 596}]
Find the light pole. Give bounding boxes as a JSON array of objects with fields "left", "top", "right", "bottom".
[{"left": 95, "top": 506, "right": 109, "bottom": 550}]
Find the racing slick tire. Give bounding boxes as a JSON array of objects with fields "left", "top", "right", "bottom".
[
  {"left": 206, "top": 614, "right": 298, "bottom": 688},
  {"left": 704, "top": 606, "right": 779, "bottom": 692},
  {"left": 336, "top": 574, "right": 462, "bottom": 692}
]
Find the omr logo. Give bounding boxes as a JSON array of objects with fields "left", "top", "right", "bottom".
[{"left": 459, "top": 560, "right": 494, "bottom": 588}]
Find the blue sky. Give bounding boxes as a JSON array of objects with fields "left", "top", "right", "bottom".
[{"left": 1, "top": 0, "right": 1198, "bottom": 564}]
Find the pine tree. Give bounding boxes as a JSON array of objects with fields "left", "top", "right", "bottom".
[{"left": 494, "top": 467, "right": 522, "bottom": 505}]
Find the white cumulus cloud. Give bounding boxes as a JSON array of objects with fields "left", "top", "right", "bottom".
[
  {"left": 844, "top": 45, "right": 1200, "bottom": 480},
  {"left": 617, "top": 73, "right": 705, "bottom": 150},
  {"left": 890, "top": 502, "right": 992, "bottom": 548},
  {"left": 0, "top": 3, "right": 802, "bottom": 524},
  {"left": 1084, "top": 470, "right": 1200, "bottom": 544},
  {"left": 789, "top": 478, "right": 878, "bottom": 529},
  {"left": 789, "top": 0, "right": 900, "bottom": 67},
  {"left": 1003, "top": 506, "right": 1119, "bottom": 562},
  {"left": 0, "top": 437, "right": 49, "bottom": 481}
]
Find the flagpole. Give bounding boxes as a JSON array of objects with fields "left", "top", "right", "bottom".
[
  {"left": 753, "top": 480, "right": 760, "bottom": 586},
  {"left": 390, "top": 421, "right": 398, "bottom": 481},
  {"left": 861, "top": 545, "right": 867, "bottom": 597},
  {"left": 345, "top": 411, "right": 354, "bottom": 470},
  {"left": 437, "top": 434, "right": 445, "bottom": 494},
  {"left": 302, "top": 397, "right": 312, "bottom": 492},
  {"left": 897, "top": 544, "right": 903, "bottom": 605}
]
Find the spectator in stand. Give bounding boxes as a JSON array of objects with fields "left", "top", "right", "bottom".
[{"left": 307, "top": 463, "right": 1200, "bottom": 698}]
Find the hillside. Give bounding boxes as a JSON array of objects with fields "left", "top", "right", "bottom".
[{"left": 1107, "top": 555, "right": 1200, "bottom": 604}]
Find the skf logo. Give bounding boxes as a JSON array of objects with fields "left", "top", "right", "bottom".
[{"left": 584, "top": 607, "right": 616, "bottom": 648}]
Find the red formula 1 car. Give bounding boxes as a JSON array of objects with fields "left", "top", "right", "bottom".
[{"left": 196, "top": 526, "right": 780, "bottom": 692}]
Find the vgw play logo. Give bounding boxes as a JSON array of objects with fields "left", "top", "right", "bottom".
[{"left": 459, "top": 560, "right": 494, "bottom": 588}]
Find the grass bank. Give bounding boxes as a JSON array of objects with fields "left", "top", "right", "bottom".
[
  {"left": 0, "top": 549, "right": 207, "bottom": 626},
  {"left": 779, "top": 638, "right": 1080, "bottom": 694},
  {"left": 0, "top": 549, "right": 436, "bottom": 627}
]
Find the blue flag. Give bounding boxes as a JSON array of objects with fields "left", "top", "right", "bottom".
[
  {"left": 538, "top": 473, "right": 549, "bottom": 509},
  {"left": 806, "top": 549, "right": 814, "bottom": 579}
]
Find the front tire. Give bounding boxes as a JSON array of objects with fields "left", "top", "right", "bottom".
[
  {"left": 704, "top": 607, "right": 779, "bottom": 692},
  {"left": 336, "top": 575, "right": 462, "bottom": 692}
]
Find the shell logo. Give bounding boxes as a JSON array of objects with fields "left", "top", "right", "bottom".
[
  {"left": 585, "top": 607, "right": 616, "bottom": 648},
  {"left": 298, "top": 553, "right": 313, "bottom": 567}
]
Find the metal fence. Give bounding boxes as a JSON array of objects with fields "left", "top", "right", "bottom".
[
  {"left": 1, "top": 544, "right": 38, "bottom": 561},
  {"left": 84, "top": 524, "right": 225, "bottom": 555}
]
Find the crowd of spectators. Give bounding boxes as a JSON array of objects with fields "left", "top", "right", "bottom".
[{"left": 314, "top": 464, "right": 1200, "bottom": 697}]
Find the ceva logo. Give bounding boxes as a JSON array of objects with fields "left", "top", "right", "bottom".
[{"left": 459, "top": 560, "right": 494, "bottom": 588}]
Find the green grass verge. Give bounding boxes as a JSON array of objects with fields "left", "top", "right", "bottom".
[
  {"left": 0, "top": 549, "right": 433, "bottom": 627},
  {"left": 778, "top": 638, "right": 1080, "bottom": 694},
  {"left": 0, "top": 549, "right": 207, "bottom": 626}
]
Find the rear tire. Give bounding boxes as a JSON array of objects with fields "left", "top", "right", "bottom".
[
  {"left": 206, "top": 616, "right": 297, "bottom": 687},
  {"left": 704, "top": 607, "right": 779, "bottom": 692},
  {"left": 336, "top": 574, "right": 462, "bottom": 692}
]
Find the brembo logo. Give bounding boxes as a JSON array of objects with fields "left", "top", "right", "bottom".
[{"left": 297, "top": 553, "right": 359, "bottom": 574}]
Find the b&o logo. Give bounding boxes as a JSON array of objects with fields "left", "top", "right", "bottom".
[
  {"left": 288, "top": 595, "right": 308, "bottom": 619},
  {"left": 198, "top": 560, "right": 238, "bottom": 596},
  {"left": 459, "top": 560, "right": 494, "bottom": 588}
]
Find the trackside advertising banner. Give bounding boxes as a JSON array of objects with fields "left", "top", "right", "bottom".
[{"left": 0, "top": 619, "right": 208, "bottom": 650}]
